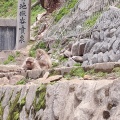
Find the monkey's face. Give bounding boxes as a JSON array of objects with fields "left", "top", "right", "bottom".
[{"left": 26, "top": 61, "right": 33, "bottom": 70}]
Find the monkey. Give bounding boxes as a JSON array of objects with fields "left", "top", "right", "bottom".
[
  {"left": 36, "top": 49, "right": 52, "bottom": 70},
  {"left": 21, "top": 57, "right": 41, "bottom": 70}
]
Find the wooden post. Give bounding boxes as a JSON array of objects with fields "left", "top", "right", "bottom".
[{"left": 16, "top": 0, "right": 31, "bottom": 49}]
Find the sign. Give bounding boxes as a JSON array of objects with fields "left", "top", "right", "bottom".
[{"left": 16, "top": 0, "right": 31, "bottom": 49}]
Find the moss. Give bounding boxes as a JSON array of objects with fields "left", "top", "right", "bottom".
[
  {"left": 13, "top": 112, "right": 19, "bottom": 120},
  {"left": 18, "top": 97, "right": 26, "bottom": 111},
  {"left": 33, "top": 84, "right": 46, "bottom": 111},
  {"left": 0, "top": 103, "right": 3, "bottom": 120},
  {"left": 7, "top": 92, "right": 22, "bottom": 120},
  {"left": 54, "top": 0, "right": 78, "bottom": 22}
]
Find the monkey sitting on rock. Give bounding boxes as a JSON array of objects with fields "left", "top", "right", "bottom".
[
  {"left": 36, "top": 49, "right": 52, "bottom": 70},
  {"left": 22, "top": 57, "right": 41, "bottom": 70}
]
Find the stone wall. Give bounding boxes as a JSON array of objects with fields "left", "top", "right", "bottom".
[
  {"left": 0, "top": 84, "right": 46, "bottom": 120},
  {"left": 1, "top": 79, "right": 120, "bottom": 120},
  {"left": 83, "top": 7, "right": 120, "bottom": 66}
]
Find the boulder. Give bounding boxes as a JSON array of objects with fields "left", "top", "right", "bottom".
[
  {"left": 72, "top": 56, "right": 83, "bottom": 63},
  {"left": 64, "top": 50, "right": 72, "bottom": 58}
]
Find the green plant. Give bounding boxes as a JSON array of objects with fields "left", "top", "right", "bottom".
[
  {"left": 52, "top": 62, "right": 59, "bottom": 67},
  {"left": 74, "top": 63, "right": 81, "bottom": 66},
  {"left": 85, "top": 69, "right": 95, "bottom": 75},
  {"left": 7, "top": 92, "right": 21, "bottom": 120},
  {"left": 33, "top": 84, "right": 46, "bottom": 111},
  {"left": 0, "top": 0, "right": 45, "bottom": 24},
  {"left": 15, "top": 51, "right": 20, "bottom": 57},
  {"left": 54, "top": 0, "right": 78, "bottom": 22},
  {"left": 70, "top": 67, "right": 85, "bottom": 77},
  {"left": 64, "top": 74, "right": 71, "bottom": 80},
  {"left": 83, "top": 12, "right": 101, "bottom": 29},
  {"left": 58, "top": 56, "right": 67, "bottom": 62},
  {"left": 96, "top": 71, "right": 107, "bottom": 77},
  {"left": 16, "top": 79, "right": 26, "bottom": 85},
  {"left": 3, "top": 55, "right": 15, "bottom": 65},
  {"left": 0, "top": 103, "right": 3, "bottom": 120}
]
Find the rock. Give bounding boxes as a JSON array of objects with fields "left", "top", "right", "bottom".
[
  {"left": 68, "top": 41, "right": 74, "bottom": 51},
  {"left": 35, "top": 109, "right": 44, "bottom": 120},
  {"left": 84, "top": 40, "right": 95, "bottom": 54},
  {"left": 72, "top": 56, "right": 83, "bottom": 63},
  {"left": 0, "top": 65, "right": 22, "bottom": 73},
  {"left": 43, "top": 71, "right": 50, "bottom": 79},
  {"left": 3, "top": 105, "right": 9, "bottom": 120},
  {"left": 91, "top": 54, "right": 98, "bottom": 64},
  {"left": 65, "top": 58, "right": 77, "bottom": 67},
  {"left": 94, "top": 62, "right": 115, "bottom": 72},
  {"left": 93, "top": 31, "right": 100, "bottom": 41},
  {"left": 71, "top": 42, "right": 79, "bottom": 56},
  {"left": 9, "top": 75, "right": 25, "bottom": 85},
  {"left": 97, "top": 52, "right": 103, "bottom": 63},
  {"left": 0, "top": 77, "right": 9, "bottom": 85},
  {"left": 64, "top": 50, "right": 72, "bottom": 58},
  {"left": 82, "top": 8, "right": 120, "bottom": 66},
  {"left": 42, "top": 79, "right": 120, "bottom": 120},
  {"left": 103, "top": 51, "right": 109, "bottom": 62},
  {"left": 25, "top": 85, "right": 39, "bottom": 111},
  {"left": 38, "top": 23, "right": 46, "bottom": 35},
  {"left": 45, "top": 75, "right": 63, "bottom": 82},
  {"left": 20, "top": 106, "right": 28, "bottom": 120},
  {"left": 2, "top": 86, "right": 13, "bottom": 108}
]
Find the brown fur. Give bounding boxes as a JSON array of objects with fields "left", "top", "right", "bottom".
[
  {"left": 36, "top": 49, "right": 52, "bottom": 69},
  {"left": 22, "top": 57, "right": 41, "bottom": 70}
]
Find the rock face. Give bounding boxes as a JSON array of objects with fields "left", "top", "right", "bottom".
[
  {"left": 1, "top": 80, "right": 120, "bottom": 120},
  {"left": 83, "top": 7, "right": 120, "bottom": 66},
  {"left": 43, "top": 79, "right": 120, "bottom": 120}
]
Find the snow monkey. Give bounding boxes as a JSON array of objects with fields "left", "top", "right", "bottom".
[
  {"left": 22, "top": 57, "right": 41, "bottom": 70},
  {"left": 36, "top": 49, "right": 52, "bottom": 69}
]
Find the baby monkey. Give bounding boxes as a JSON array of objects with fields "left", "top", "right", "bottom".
[
  {"left": 22, "top": 57, "right": 41, "bottom": 70},
  {"left": 36, "top": 49, "right": 52, "bottom": 70}
]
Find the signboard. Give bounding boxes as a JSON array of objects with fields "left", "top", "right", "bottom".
[{"left": 16, "top": 0, "right": 31, "bottom": 49}]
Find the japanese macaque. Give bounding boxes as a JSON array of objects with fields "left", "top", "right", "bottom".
[
  {"left": 22, "top": 57, "right": 41, "bottom": 70},
  {"left": 36, "top": 49, "right": 52, "bottom": 69}
]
